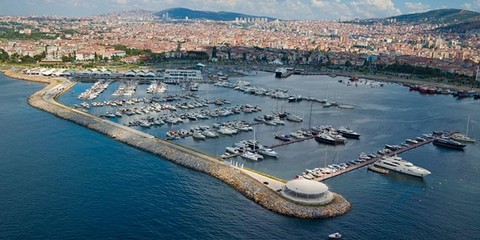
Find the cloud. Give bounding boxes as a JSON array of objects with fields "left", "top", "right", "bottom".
[
  {"left": 311, "top": 0, "right": 401, "bottom": 20},
  {"left": 461, "top": 0, "right": 480, "bottom": 11},
  {"left": 112, "top": 0, "right": 129, "bottom": 5},
  {"left": 153, "top": 0, "right": 314, "bottom": 20},
  {"left": 404, "top": 2, "right": 431, "bottom": 13},
  {"left": 311, "top": 0, "right": 352, "bottom": 20},
  {"left": 9, "top": 0, "right": 465, "bottom": 20},
  {"left": 350, "top": 0, "right": 401, "bottom": 18}
]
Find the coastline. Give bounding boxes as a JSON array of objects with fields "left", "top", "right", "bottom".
[
  {"left": 1, "top": 69, "right": 352, "bottom": 219},
  {"left": 258, "top": 65, "right": 479, "bottom": 92},
  {"left": 350, "top": 73, "right": 480, "bottom": 92}
]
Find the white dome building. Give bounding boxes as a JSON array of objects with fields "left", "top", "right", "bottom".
[{"left": 281, "top": 178, "right": 333, "bottom": 205}]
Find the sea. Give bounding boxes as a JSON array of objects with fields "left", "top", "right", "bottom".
[{"left": 1, "top": 72, "right": 479, "bottom": 239}]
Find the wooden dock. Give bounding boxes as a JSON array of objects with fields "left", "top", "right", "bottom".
[{"left": 312, "top": 132, "right": 455, "bottom": 182}]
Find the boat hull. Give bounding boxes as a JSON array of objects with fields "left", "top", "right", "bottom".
[
  {"left": 314, "top": 136, "right": 337, "bottom": 145},
  {"left": 373, "top": 163, "right": 428, "bottom": 177},
  {"left": 433, "top": 140, "right": 466, "bottom": 150},
  {"left": 339, "top": 132, "right": 360, "bottom": 139}
]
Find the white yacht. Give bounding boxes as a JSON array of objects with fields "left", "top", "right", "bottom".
[
  {"left": 290, "top": 131, "right": 305, "bottom": 139},
  {"left": 451, "top": 114, "right": 476, "bottom": 143},
  {"left": 271, "top": 117, "right": 285, "bottom": 125},
  {"left": 374, "top": 156, "right": 431, "bottom": 178},
  {"left": 257, "top": 147, "right": 278, "bottom": 157},
  {"left": 286, "top": 114, "right": 303, "bottom": 122},
  {"left": 241, "top": 151, "right": 263, "bottom": 161},
  {"left": 192, "top": 132, "right": 206, "bottom": 140},
  {"left": 450, "top": 133, "right": 476, "bottom": 143},
  {"left": 218, "top": 127, "right": 235, "bottom": 135},
  {"left": 203, "top": 130, "right": 218, "bottom": 138},
  {"left": 226, "top": 147, "right": 240, "bottom": 154}
]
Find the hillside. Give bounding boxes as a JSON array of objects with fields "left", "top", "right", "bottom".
[
  {"left": 436, "top": 20, "right": 480, "bottom": 33},
  {"left": 387, "top": 8, "right": 480, "bottom": 24},
  {"left": 345, "top": 9, "right": 480, "bottom": 33},
  {"left": 155, "top": 8, "right": 277, "bottom": 21}
]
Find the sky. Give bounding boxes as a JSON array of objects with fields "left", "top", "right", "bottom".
[{"left": 0, "top": 0, "right": 479, "bottom": 20}]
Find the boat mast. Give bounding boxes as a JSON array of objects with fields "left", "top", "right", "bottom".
[
  {"left": 308, "top": 101, "right": 313, "bottom": 129},
  {"left": 324, "top": 151, "right": 327, "bottom": 168},
  {"left": 466, "top": 114, "right": 470, "bottom": 137}
]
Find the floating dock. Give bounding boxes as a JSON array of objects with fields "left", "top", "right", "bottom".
[{"left": 367, "top": 164, "right": 389, "bottom": 174}]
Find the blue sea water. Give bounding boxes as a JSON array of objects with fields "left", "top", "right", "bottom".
[{"left": 1, "top": 72, "right": 480, "bottom": 239}]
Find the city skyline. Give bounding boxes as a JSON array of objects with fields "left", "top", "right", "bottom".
[{"left": 0, "top": 0, "right": 479, "bottom": 20}]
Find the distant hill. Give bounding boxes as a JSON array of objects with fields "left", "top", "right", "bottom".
[
  {"left": 345, "top": 9, "right": 480, "bottom": 33},
  {"left": 436, "top": 20, "right": 480, "bottom": 33},
  {"left": 387, "top": 9, "right": 480, "bottom": 25},
  {"left": 155, "top": 8, "right": 277, "bottom": 21}
]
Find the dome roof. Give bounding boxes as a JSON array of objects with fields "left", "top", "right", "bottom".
[{"left": 285, "top": 179, "right": 328, "bottom": 195}]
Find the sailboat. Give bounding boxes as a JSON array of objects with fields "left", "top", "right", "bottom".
[
  {"left": 451, "top": 115, "right": 476, "bottom": 143},
  {"left": 241, "top": 127, "right": 264, "bottom": 160}
]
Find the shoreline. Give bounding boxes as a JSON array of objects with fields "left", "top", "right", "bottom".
[
  {"left": 1, "top": 69, "right": 352, "bottom": 219},
  {"left": 253, "top": 65, "right": 480, "bottom": 92},
  {"left": 349, "top": 73, "right": 480, "bottom": 92}
]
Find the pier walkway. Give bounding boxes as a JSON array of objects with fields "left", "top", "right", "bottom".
[{"left": 312, "top": 133, "right": 455, "bottom": 182}]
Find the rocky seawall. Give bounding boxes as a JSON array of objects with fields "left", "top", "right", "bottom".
[{"left": 4, "top": 70, "right": 351, "bottom": 219}]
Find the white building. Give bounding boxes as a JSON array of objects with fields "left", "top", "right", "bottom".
[
  {"left": 281, "top": 178, "right": 333, "bottom": 205},
  {"left": 164, "top": 69, "right": 203, "bottom": 81},
  {"left": 104, "top": 50, "right": 126, "bottom": 59},
  {"left": 75, "top": 51, "right": 95, "bottom": 61}
]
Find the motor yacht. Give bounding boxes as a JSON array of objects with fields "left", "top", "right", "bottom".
[{"left": 374, "top": 156, "right": 431, "bottom": 177}]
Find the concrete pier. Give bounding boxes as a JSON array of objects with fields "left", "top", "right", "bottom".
[{"left": 3, "top": 69, "right": 351, "bottom": 219}]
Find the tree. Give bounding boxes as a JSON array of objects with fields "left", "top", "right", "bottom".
[
  {"left": 176, "top": 42, "right": 182, "bottom": 51},
  {"left": 111, "top": 55, "right": 121, "bottom": 62},
  {"left": 33, "top": 51, "right": 46, "bottom": 62},
  {"left": 9, "top": 52, "right": 20, "bottom": 63},
  {"left": 0, "top": 49, "right": 9, "bottom": 62},
  {"left": 212, "top": 46, "right": 217, "bottom": 58},
  {"left": 61, "top": 55, "right": 70, "bottom": 63},
  {"left": 20, "top": 55, "right": 35, "bottom": 63}
]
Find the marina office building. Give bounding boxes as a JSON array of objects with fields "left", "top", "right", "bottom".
[{"left": 162, "top": 69, "right": 204, "bottom": 82}]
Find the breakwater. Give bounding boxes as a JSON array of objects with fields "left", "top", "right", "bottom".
[{"left": 3, "top": 70, "right": 351, "bottom": 219}]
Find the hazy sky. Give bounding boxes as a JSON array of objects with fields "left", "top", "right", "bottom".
[{"left": 0, "top": 0, "right": 479, "bottom": 20}]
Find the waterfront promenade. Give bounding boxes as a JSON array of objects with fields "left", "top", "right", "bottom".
[{"left": 1, "top": 69, "right": 351, "bottom": 219}]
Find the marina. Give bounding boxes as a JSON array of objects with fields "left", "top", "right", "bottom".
[
  {"left": 12, "top": 70, "right": 352, "bottom": 220},
  {"left": 2, "top": 69, "right": 480, "bottom": 239},
  {"left": 57, "top": 71, "right": 479, "bottom": 182}
]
